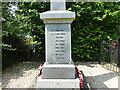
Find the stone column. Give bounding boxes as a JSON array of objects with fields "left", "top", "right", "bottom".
[
  {"left": 40, "top": 0, "right": 76, "bottom": 79},
  {"left": 50, "top": 0, "right": 66, "bottom": 10},
  {"left": 37, "top": 0, "right": 80, "bottom": 88}
]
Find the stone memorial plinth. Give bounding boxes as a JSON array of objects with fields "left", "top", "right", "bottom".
[{"left": 37, "top": 0, "right": 80, "bottom": 88}]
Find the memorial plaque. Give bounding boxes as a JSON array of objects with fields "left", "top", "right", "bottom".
[{"left": 46, "top": 24, "right": 71, "bottom": 64}]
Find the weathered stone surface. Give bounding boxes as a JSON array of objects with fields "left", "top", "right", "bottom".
[
  {"left": 37, "top": 76, "right": 80, "bottom": 88},
  {"left": 37, "top": 0, "right": 77, "bottom": 88},
  {"left": 40, "top": 1, "right": 75, "bottom": 65},
  {"left": 50, "top": 0, "right": 66, "bottom": 10},
  {"left": 40, "top": 11, "right": 75, "bottom": 20},
  {"left": 46, "top": 24, "right": 72, "bottom": 64},
  {"left": 42, "top": 64, "right": 75, "bottom": 79}
]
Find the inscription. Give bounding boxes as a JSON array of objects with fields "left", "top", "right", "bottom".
[
  {"left": 56, "top": 30, "right": 60, "bottom": 31},
  {"left": 50, "top": 29, "right": 66, "bottom": 61},
  {"left": 55, "top": 47, "right": 59, "bottom": 49},
  {"left": 51, "top": 33, "right": 54, "bottom": 35},
  {"left": 51, "top": 30, "right": 64, "bottom": 32},
  {"left": 55, "top": 33, "right": 60, "bottom": 35},
  {"left": 59, "top": 54, "right": 64, "bottom": 55},
  {"left": 60, "top": 40, "right": 65, "bottom": 42},
  {"left": 60, "top": 43, "right": 64, "bottom": 45},
  {"left": 56, "top": 40, "right": 59, "bottom": 42},
  {"left": 60, "top": 47, "right": 64, "bottom": 49},
  {"left": 61, "top": 33, "right": 65, "bottom": 35},
  {"left": 60, "top": 37, "right": 64, "bottom": 38},
  {"left": 56, "top": 57, "right": 64, "bottom": 59}
]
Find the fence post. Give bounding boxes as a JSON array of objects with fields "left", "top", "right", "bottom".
[
  {"left": 118, "top": 37, "right": 120, "bottom": 67},
  {"left": 109, "top": 41, "right": 112, "bottom": 63},
  {"left": 99, "top": 38, "right": 102, "bottom": 64}
]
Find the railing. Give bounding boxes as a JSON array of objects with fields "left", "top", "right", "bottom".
[{"left": 99, "top": 38, "right": 120, "bottom": 73}]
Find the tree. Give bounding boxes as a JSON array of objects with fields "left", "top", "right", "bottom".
[
  {"left": 67, "top": 2, "right": 120, "bottom": 61},
  {"left": 2, "top": 2, "right": 32, "bottom": 69},
  {"left": 2, "top": 2, "right": 120, "bottom": 64}
]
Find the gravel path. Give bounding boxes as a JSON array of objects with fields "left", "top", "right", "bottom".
[
  {"left": 75, "top": 62, "right": 119, "bottom": 88},
  {"left": 1, "top": 61, "right": 119, "bottom": 89},
  {"left": 2, "top": 61, "right": 43, "bottom": 88}
]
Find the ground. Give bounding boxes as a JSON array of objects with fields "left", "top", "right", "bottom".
[
  {"left": 1, "top": 61, "right": 119, "bottom": 89},
  {"left": 1, "top": 61, "right": 42, "bottom": 88},
  {"left": 75, "top": 62, "right": 119, "bottom": 88}
]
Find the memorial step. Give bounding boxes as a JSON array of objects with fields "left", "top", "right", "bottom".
[
  {"left": 42, "top": 64, "right": 76, "bottom": 79},
  {"left": 37, "top": 76, "right": 80, "bottom": 88}
]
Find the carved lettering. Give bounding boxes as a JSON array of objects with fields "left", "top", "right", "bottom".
[
  {"left": 61, "top": 33, "right": 65, "bottom": 35},
  {"left": 60, "top": 43, "right": 64, "bottom": 45}
]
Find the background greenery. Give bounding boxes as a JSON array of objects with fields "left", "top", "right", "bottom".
[{"left": 2, "top": 2, "right": 120, "bottom": 69}]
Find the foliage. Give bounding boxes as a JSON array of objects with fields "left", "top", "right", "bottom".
[
  {"left": 2, "top": 2, "right": 120, "bottom": 65},
  {"left": 67, "top": 2, "right": 120, "bottom": 61},
  {"left": 15, "top": 2, "right": 50, "bottom": 58},
  {"left": 2, "top": 2, "right": 32, "bottom": 69}
]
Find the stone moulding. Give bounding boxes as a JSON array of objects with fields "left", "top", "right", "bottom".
[
  {"left": 40, "top": 11, "right": 75, "bottom": 20},
  {"left": 40, "top": 11, "right": 75, "bottom": 24},
  {"left": 41, "top": 19, "right": 75, "bottom": 24}
]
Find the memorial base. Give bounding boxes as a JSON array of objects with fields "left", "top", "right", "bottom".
[
  {"left": 37, "top": 76, "right": 80, "bottom": 88},
  {"left": 42, "top": 64, "right": 75, "bottom": 79},
  {"left": 37, "top": 64, "right": 83, "bottom": 88}
]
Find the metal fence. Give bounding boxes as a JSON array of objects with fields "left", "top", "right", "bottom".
[{"left": 99, "top": 38, "right": 120, "bottom": 73}]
